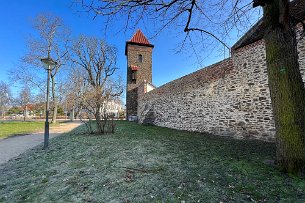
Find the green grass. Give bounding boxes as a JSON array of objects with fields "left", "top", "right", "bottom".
[
  {"left": 0, "top": 121, "right": 60, "bottom": 139},
  {"left": 0, "top": 121, "right": 304, "bottom": 202},
  {"left": 0, "top": 121, "right": 46, "bottom": 139}
]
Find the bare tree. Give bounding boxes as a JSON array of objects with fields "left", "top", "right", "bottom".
[
  {"left": 65, "top": 67, "right": 88, "bottom": 123},
  {"left": 11, "top": 13, "right": 70, "bottom": 123},
  {"left": 79, "top": 0, "right": 261, "bottom": 56},
  {"left": 80, "top": 0, "right": 305, "bottom": 175},
  {"left": 69, "top": 35, "right": 123, "bottom": 134},
  {"left": 0, "top": 81, "right": 11, "bottom": 119},
  {"left": 19, "top": 85, "right": 31, "bottom": 121},
  {"left": 32, "top": 92, "right": 47, "bottom": 118}
]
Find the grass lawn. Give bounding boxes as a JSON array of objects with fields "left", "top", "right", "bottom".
[
  {"left": 0, "top": 121, "right": 304, "bottom": 202},
  {"left": 0, "top": 121, "right": 60, "bottom": 139},
  {"left": 0, "top": 121, "right": 45, "bottom": 139}
]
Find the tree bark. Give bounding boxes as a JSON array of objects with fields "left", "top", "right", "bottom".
[
  {"left": 264, "top": 0, "right": 305, "bottom": 175},
  {"left": 23, "top": 104, "right": 27, "bottom": 121},
  {"left": 51, "top": 76, "right": 57, "bottom": 123},
  {"left": 95, "top": 104, "right": 104, "bottom": 134},
  {"left": 70, "top": 107, "right": 74, "bottom": 121}
]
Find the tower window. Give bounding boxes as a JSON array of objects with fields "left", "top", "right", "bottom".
[
  {"left": 131, "top": 70, "right": 137, "bottom": 83},
  {"left": 138, "top": 54, "right": 143, "bottom": 63}
]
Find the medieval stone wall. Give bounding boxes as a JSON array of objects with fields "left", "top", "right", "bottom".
[{"left": 138, "top": 32, "right": 305, "bottom": 141}]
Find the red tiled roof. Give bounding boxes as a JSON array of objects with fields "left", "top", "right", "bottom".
[
  {"left": 130, "top": 65, "right": 139, "bottom": 71},
  {"left": 128, "top": 29, "right": 151, "bottom": 45},
  {"left": 125, "top": 29, "right": 154, "bottom": 55},
  {"left": 21, "top": 104, "right": 34, "bottom": 111}
]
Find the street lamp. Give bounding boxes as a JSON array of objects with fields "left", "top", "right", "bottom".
[{"left": 40, "top": 57, "right": 57, "bottom": 149}]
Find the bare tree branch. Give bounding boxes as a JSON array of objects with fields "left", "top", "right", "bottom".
[{"left": 69, "top": 35, "right": 123, "bottom": 134}]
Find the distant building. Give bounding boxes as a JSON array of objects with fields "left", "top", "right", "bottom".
[{"left": 105, "top": 99, "right": 125, "bottom": 118}]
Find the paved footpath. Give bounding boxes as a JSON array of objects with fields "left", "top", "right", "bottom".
[{"left": 0, "top": 121, "right": 82, "bottom": 165}]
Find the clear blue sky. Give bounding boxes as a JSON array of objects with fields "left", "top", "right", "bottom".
[{"left": 0, "top": 0, "right": 259, "bottom": 100}]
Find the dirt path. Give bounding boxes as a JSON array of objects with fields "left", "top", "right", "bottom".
[{"left": 0, "top": 121, "right": 82, "bottom": 166}]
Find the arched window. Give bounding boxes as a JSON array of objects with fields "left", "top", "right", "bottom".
[{"left": 138, "top": 54, "right": 143, "bottom": 63}]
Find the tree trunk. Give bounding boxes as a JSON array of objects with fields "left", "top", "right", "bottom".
[
  {"left": 87, "top": 115, "right": 93, "bottom": 134},
  {"left": 24, "top": 104, "right": 27, "bottom": 121},
  {"left": 51, "top": 76, "right": 57, "bottom": 123},
  {"left": 264, "top": 0, "right": 305, "bottom": 175},
  {"left": 95, "top": 104, "right": 104, "bottom": 134},
  {"left": 70, "top": 107, "right": 74, "bottom": 121}
]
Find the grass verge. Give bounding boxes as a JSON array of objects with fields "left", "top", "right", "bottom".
[
  {"left": 0, "top": 121, "right": 59, "bottom": 139},
  {"left": 0, "top": 121, "right": 304, "bottom": 202}
]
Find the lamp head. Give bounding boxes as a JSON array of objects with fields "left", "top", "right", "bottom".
[{"left": 40, "top": 57, "right": 58, "bottom": 70}]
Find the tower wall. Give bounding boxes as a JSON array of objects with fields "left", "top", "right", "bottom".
[{"left": 126, "top": 44, "right": 153, "bottom": 119}]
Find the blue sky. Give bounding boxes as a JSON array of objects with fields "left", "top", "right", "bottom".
[{"left": 0, "top": 0, "right": 260, "bottom": 100}]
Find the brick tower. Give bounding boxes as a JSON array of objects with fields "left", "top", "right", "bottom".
[{"left": 125, "top": 30, "right": 154, "bottom": 120}]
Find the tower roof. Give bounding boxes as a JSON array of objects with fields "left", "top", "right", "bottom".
[
  {"left": 128, "top": 29, "right": 152, "bottom": 45},
  {"left": 125, "top": 29, "right": 154, "bottom": 55}
]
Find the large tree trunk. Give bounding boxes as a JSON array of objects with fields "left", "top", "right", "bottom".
[
  {"left": 264, "top": 0, "right": 305, "bottom": 175},
  {"left": 51, "top": 76, "right": 57, "bottom": 124}
]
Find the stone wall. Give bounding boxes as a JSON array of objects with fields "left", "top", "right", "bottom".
[
  {"left": 138, "top": 32, "right": 305, "bottom": 141},
  {"left": 297, "top": 24, "right": 305, "bottom": 82}
]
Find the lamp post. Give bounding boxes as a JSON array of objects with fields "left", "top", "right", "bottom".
[{"left": 41, "top": 57, "right": 57, "bottom": 149}]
